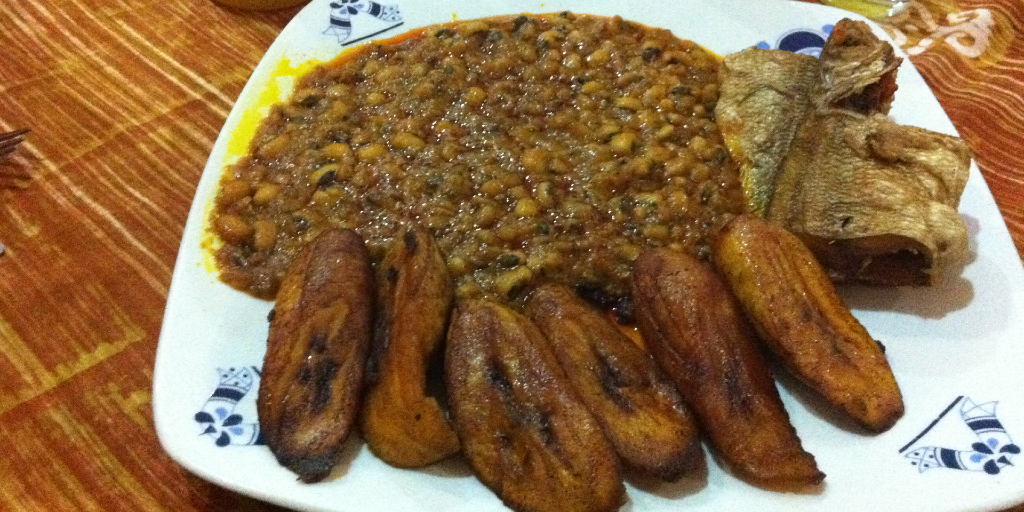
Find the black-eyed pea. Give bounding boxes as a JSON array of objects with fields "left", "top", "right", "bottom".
[
  {"left": 688, "top": 135, "right": 710, "bottom": 156},
  {"left": 614, "top": 96, "right": 644, "bottom": 111},
  {"left": 441, "top": 143, "right": 460, "bottom": 160},
  {"left": 325, "top": 84, "right": 351, "bottom": 98},
  {"left": 581, "top": 80, "right": 603, "bottom": 95},
  {"left": 215, "top": 214, "right": 253, "bottom": 244},
  {"left": 497, "top": 223, "right": 521, "bottom": 242},
  {"left": 638, "top": 110, "right": 661, "bottom": 128},
  {"left": 392, "top": 132, "right": 426, "bottom": 151},
  {"left": 592, "top": 123, "right": 619, "bottom": 142},
  {"left": 618, "top": 243, "right": 642, "bottom": 262},
  {"left": 549, "top": 158, "right": 570, "bottom": 174},
  {"left": 645, "top": 145, "right": 672, "bottom": 163},
  {"left": 412, "top": 82, "right": 434, "bottom": 99},
  {"left": 522, "top": 148, "right": 550, "bottom": 174},
  {"left": 460, "top": 20, "right": 489, "bottom": 36},
  {"left": 480, "top": 179, "right": 504, "bottom": 197},
  {"left": 587, "top": 48, "right": 610, "bottom": 67},
  {"left": 257, "top": 133, "right": 292, "bottom": 159},
  {"left": 627, "top": 157, "right": 650, "bottom": 177},
  {"left": 309, "top": 164, "right": 340, "bottom": 186},
  {"left": 217, "top": 179, "right": 252, "bottom": 206},
  {"left": 538, "top": 30, "right": 562, "bottom": 47},
  {"left": 475, "top": 203, "right": 502, "bottom": 228},
  {"left": 609, "top": 132, "right": 636, "bottom": 155},
  {"left": 447, "top": 256, "right": 470, "bottom": 277},
  {"left": 642, "top": 85, "right": 667, "bottom": 106},
  {"left": 690, "top": 162, "right": 710, "bottom": 183},
  {"left": 455, "top": 281, "right": 482, "bottom": 300},
  {"left": 252, "top": 219, "right": 277, "bottom": 250},
  {"left": 495, "top": 266, "right": 533, "bottom": 297},
  {"left": 323, "top": 142, "right": 351, "bottom": 160},
  {"left": 328, "top": 101, "right": 355, "bottom": 119},
  {"left": 357, "top": 143, "right": 388, "bottom": 161},
  {"left": 514, "top": 198, "right": 540, "bottom": 218},
  {"left": 509, "top": 186, "right": 530, "bottom": 200},
  {"left": 410, "top": 62, "right": 429, "bottom": 77},
  {"left": 465, "top": 87, "right": 486, "bottom": 108},
  {"left": 642, "top": 223, "right": 669, "bottom": 241},
  {"left": 534, "top": 182, "right": 556, "bottom": 208},
  {"left": 655, "top": 124, "right": 675, "bottom": 141},
  {"left": 362, "top": 59, "right": 382, "bottom": 75},
  {"left": 563, "top": 53, "right": 582, "bottom": 69},
  {"left": 252, "top": 183, "right": 281, "bottom": 206}
]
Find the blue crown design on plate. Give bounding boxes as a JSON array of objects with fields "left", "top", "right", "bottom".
[
  {"left": 325, "top": 0, "right": 404, "bottom": 45},
  {"left": 901, "top": 397, "right": 1018, "bottom": 475},
  {"left": 757, "top": 24, "right": 835, "bottom": 57},
  {"left": 194, "top": 366, "right": 265, "bottom": 447}
]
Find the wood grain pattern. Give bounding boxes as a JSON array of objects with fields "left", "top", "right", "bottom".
[{"left": 0, "top": 0, "right": 1021, "bottom": 510}]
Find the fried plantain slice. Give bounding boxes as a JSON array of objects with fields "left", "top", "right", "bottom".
[
  {"left": 713, "top": 214, "right": 904, "bottom": 432},
  {"left": 446, "top": 300, "right": 626, "bottom": 512},
  {"left": 632, "top": 249, "right": 824, "bottom": 488},
  {"left": 360, "top": 227, "right": 459, "bottom": 468},
  {"left": 525, "top": 283, "right": 703, "bottom": 480},
  {"left": 257, "top": 228, "right": 374, "bottom": 482}
]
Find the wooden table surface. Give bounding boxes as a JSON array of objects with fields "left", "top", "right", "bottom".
[{"left": 1, "top": 0, "right": 1021, "bottom": 510}]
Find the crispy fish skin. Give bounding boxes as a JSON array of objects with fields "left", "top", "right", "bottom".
[
  {"left": 446, "top": 300, "right": 626, "bottom": 512},
  {"left": 257, "top": 228, "right": 374, "bottom": 482},
  {"left": 632, "top": 249, "right": 823, "bottom": 488},
  {"left": 525, "top": 283, "right": 703, "bottom": 481},
  {"left": 713, "top": 215, "right": 904, "bottom": 432},
  {"left": 815, "top": 19, "right": 901, "bottom": 114},
  {"left": 716, "top": 48, "right": 819, "bottom": 217},
  {"left": 360, "top": 228, "right": 459, "bottom": 468},
  {"left": 716, "top": 19, "right": 970, "bottom": 285},
  {"left": 765, "top": 110, "right": 970, "bottom": 286}
]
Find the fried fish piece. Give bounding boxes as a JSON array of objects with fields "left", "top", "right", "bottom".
[
  {"left": 815, "top": 19, "right": 902, "bottom": 114},
  {"left": 257, "top": 228, "right": 374, "bottom": 482},
  {"left": 713, "top": 215, "right": 904, "bottom": 432},
  {"left": 446, "top": 300, "right": 626, "bottom": 512},
  {"left": 632, "top": 249, "right": 823, "bottom": 488},
  {"left": 716, "top": 18, "right": 970, "bottom": 285},
  {"left": 361, "top": 228, "right": 459, "bottom": 468},
  {"left": 525, "top": 283, "right": 704, "bottom": 481},
  {"left": 716, "top": 47, "right": 819, "bottom": 218},
  {"left": 765, "top": 110, "right": 971, "bottom": 286}
]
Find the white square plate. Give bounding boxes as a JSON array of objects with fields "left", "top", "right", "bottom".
[{"left": 153, "top": 1, "right": 1024, "bottom": 511}]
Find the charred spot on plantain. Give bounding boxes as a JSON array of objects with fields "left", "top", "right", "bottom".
[
  {"left": 309, "top": 333, "right": 329, "bottom": 353},
  {"left": 875, "top": 339, "right": 886, "bottom": 353},
  {"left": 267, "top": 308, "right": 276, "bottom": 322},
  {"left": 592, "top": 347, "right": 634, "bottom": 409},
  {"left": 722, "top": 359, "right": 755, "bottom": 416},
  {"left": 311, "top": 360, "right": 341, "bottom": 413},
  {"left": 800, "top": 303, "right": 814, "bottom": 323},
  {"left": 289, "top": 454, "right": 336, "bottom": 484},
  {"left": 535, "top": 410, "right": 557, "bottom": 447},
  {"left": 403, "top": 229, "right": 419, "bottom": 254},
  {"left": 487, "top": 363, "right": 514, "bottom": 397}
]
